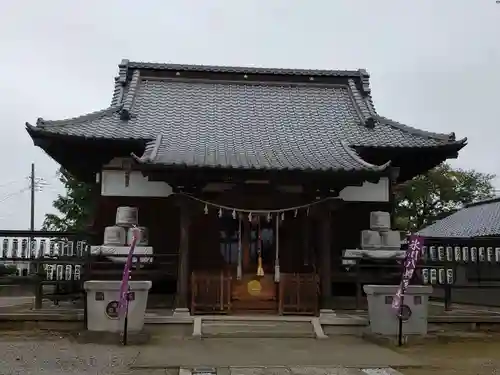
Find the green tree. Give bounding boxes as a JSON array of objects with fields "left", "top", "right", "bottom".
[
  {"left": 394, "top": 163, "right": 496, "bottom": 232},
  {"left": 42, "top": 168, "right": 94, "bottom": 232},
  {"left": 0, "top": 264, "right": 18, "bottom": 276}
]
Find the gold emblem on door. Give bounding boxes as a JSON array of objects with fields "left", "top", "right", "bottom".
[{"left": 247, "top": 280, "right": 262, "bottom": 296}]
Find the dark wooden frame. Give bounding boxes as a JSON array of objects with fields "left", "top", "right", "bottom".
[
  {"left": 278, "top": 273, "right": 319, "bottom": 315},
  {"left": 191, "top": 270, "right": 232, "bottom": 314}
]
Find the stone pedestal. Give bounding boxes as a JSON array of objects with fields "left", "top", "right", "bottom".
[
  {"left": 173, "top": 307, "right": 191, "bottom": 317},
  {"left": 84, "top": 280, "right": 152, "bottom": 333},
  {"left": 363, "top": 284, "right": 433, "bottom": 336}
]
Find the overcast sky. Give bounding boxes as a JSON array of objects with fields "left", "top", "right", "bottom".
[{"left": 0, "top": 0, "right": 499, "bottom": 230}]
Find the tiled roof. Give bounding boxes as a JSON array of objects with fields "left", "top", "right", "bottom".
[
  {"left": 418, "top": 197, "right": 500, "bottom": 238},
  {"left": 135, "top": 133, "right": 390, "bottom": 172},
  {"left": 26, "top": 60, "right": 466, "bottom": 171},
  {"left": 29, "top": 107, "right": 129, "bottom": 138},
  {"left": 124, "top": 60, "right": 367, "bottom": 77}
]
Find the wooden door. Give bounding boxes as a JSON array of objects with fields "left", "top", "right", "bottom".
[{"left": 231, "top": 216, "right": 278, "bottom": 313}]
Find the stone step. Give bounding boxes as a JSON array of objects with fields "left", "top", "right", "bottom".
[{"left": 201, "top": 319, "right": 315, "bottom": 338}]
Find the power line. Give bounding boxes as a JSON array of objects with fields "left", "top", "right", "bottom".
[
  {"left": 0, "top": 169, "right": 56, "bottom": 192},
  {"left": 0, "top": 186, "right": 31, "bottom": 204},
  {"left": 0, "top": 179, "right": 25, "bottom": 190},
  {"left": 0, "top": 172, "right": 50, "bottom": 204}
]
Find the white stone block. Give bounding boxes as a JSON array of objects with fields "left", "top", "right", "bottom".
[
  {"left": 84, "top": 280, "right": 152, "bottom": 333},
  {"left": 90, "top": 245, "right": 153, "bottom": 264},
  {"left": 380, "top": 230, "right": 401, "bottom": 250},
  {"left": 370, "top": 211, "right": 391, "bottom": 231},
  {"left": 361, "top": 230, "right": 381, "bottom": 249}
]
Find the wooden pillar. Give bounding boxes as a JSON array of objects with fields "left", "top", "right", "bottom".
[
  {"left": 318, "top": 207, "right": 332, "bottom": 309},
  {"left": 242, "top": 218, "right": 250, "bottom": 272},
  {"left": 174, "top": 197, "right": 192, "bottom": 315},
  {"left": 303, "top": 215, "right": 310, "bottom": 267},
  {"left": 389, "top": 167, "right": 400, "bottom": 229},
  {"left": 89, "top": 173, "right": 103, "bottom": 246}
]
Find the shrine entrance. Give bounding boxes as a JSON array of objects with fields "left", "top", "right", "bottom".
[
  {"left": 230, "top": 215, "right": 278, "bottom": 313},
  {"left": 190, "top": 207, "right": 321, "bottom": 316}
]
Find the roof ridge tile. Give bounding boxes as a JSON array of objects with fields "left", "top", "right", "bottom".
[
  {"left": 358, "top": 69, "right": 371, "bottom": 94},
  {"left": 347, "top": 78, "right": 375, "bottom": 128},
  {"left": 120, "top": 70, "right": 141, "bottom": 120},
  {"left": 110, "top": 76, "right": 125, "bottom": 106},
  {"left": 118, "top": 59, "right": 129, "bottom": 84},
  {"left": 124, "top": 60, "right": 366, "bottom": 77}
]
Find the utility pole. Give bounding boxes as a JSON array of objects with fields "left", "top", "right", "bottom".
[
  {"left": 30, "top": 163, "right": 42, "bottom": 308},
  {"left": 30, "top": 163, "right": 35, "bottom": 231}
]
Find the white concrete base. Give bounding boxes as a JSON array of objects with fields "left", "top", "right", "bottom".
[
  {"left": 145, "top": 312, "right": 193, "bottom": 324},
  {"left": 311, "top": 317, "right": 328, "bottom": 339},
  {"left": 191, "top": 315, "right": 325, "bottom": 339},
  {"left": 176, "top": 367, "right": 402, "bottom": 375},
  {"left": 84, "top": 280, "right": 152, "bottom": 333},
  {"left": 192, "top": 317, "right": 202, "bottom": 338},
  {"left": 362, "top": 369, "right": 404, "bottom": 375},
  {"left": 320, "top": 309, "right": 337, "bottom": 318},
  {"left": 320, "top": 314, "right": 368, "bottom": 326},
  {"left": 196, "top": 314, "right": 313, "bottom": 321},
  {"left": 90, "top": 245, "right": 153, "bottom": 263},
  {"left": 173, "top": 307, "right": 191, "bottom": 317}
]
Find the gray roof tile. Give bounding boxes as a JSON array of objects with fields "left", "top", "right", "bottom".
[
  {"left": 27, "top": 61, "right": 466, "bottom": 171},
  {"left": 123, "top": 59, "right": 367, "bottom": 77},
  {"left": 30, "top": 106, "right": 133, "bottom": 139},
  {"left": 418, "top": 198, "right": 500, "bottom": 238},
  {"left": 136, "top": 133, "right": 389, "bottom": 172}
]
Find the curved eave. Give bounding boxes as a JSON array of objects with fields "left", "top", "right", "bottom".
[
  {"left": 25, "top": 105, "right": 136, "bottom": 143},
  {"left": 25, "top": 122, "right": 148, "bottom": 146},
  {"left": 375, "top": 115, "right": 467, "bottom": 146},
  {"left": 131, "top": 138, "right": 392, "bottom": 175},
  {"left": 356, "top": 138, "right": 467, "bottom": 153},
  {"left": 340, "top": 141, "right": 391, "bottom": 172},
  {"left": 131, "top": 158, "right": 390, "bottom": 179},
  {"left": 34, "top": 106, "right": 122, "bottom": 127}
]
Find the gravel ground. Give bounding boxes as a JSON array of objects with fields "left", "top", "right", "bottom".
[
  {"left": 2, "top": 329, "right": 500, "bottom": 375},
  {"left": 396, "top": 333, "right": 500, "bottom": 375},
  {"left": 0, "top": 332, "right": 141, "bottom": 375}
]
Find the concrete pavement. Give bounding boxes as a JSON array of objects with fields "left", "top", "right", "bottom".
[
  {"left": 132, "top": 336, "right": 421, "bottom": 369},
  {"left": 0, "top": 296, "right": 34, "bottom": 311},
  {"left": 0, "top": 332, "right": 138, "bottom": 375},
  {"left": 0, "top": 330, "right": 414, "bottom": 375}
]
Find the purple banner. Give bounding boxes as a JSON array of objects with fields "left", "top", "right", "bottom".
[
  {"left": 392, "top": 234, "right": 424, "bottom": 311},
  {"left": 118, "top": 228, "right": 139, "bottom": 318}
]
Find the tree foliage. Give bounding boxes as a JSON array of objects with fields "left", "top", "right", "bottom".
[
  {"left": 394, "top": 163, "right": 496, "bottom": 232},
  {"left": 0, "top": 264, "right": 18, "bottom": 277},
  {"left": 42, "top": 168, "right": 94, "bottom": 232}
]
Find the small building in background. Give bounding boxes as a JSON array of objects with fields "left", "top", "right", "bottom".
[
  {"left": 418, "top": 197, "right": 500, "bottom": 307},
  {"left": 419, "top": 197, "right": 500, "bottom": 239}
]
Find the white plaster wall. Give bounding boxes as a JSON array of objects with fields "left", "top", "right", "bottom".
[
  {"left": 101, "top": 169, "right": 389, "bottom": 202},
  {"left": 101, "top": 170, "right": 173, "bottom": 197},
  {"left": 338, "top": 177, "right": 389, "bottom": 202}
]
